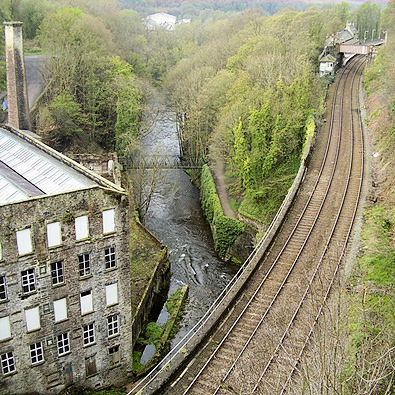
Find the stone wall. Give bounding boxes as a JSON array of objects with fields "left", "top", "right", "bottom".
[
  {"left": 0, "top": 187, "right": 132, "bottom": 393},
  {"left": 134, "top": 118, "right": 317, "bottom": 394}
]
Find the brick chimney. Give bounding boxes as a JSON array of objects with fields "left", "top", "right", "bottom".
[{"left": 4, "top": 21, "right": 31, "bottom": 130}]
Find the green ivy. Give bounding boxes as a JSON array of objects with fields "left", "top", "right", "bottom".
[{"left": 200, "top": 165, "right": 244, "bottom": 257}]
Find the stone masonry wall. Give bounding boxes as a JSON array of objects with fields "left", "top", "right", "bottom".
[{"left": 0, "top": 187, "right": 132, "bottom": 393}]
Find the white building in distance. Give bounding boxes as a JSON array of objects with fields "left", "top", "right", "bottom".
[
  {"left": 146, "top": 13, "right": 177, "bottom": 30},
  {"left": 145, "top": 13, "right": 191, "bottom": 31}
]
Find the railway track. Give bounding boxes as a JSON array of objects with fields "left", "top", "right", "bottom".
[{"left": 162, "top": 55, "right": 366, "bottom": 395}]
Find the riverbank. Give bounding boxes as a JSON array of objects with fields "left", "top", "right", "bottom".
[{"left": 139, "top": 96, "right": 239, "bottom": 347}]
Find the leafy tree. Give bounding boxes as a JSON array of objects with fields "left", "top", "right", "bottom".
[
  {"left": 36, "top": 6, "right": 142, "bottom": 153},
  {"left": 43, "top": 93, "right": 85, "bottom": 149},
  {"left": 335, "top": 1, "right": 351, "bottom": 24},
  {"left": 355, "top": 2, "right": 381, "bottom": 40}
]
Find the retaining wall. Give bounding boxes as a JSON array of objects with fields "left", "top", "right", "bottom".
[{"left": 133, "top": 130, "right": 316, "bottom": 394}]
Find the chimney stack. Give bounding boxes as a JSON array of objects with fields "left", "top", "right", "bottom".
[{"left": 4, "top": 21, "right": 31, "bottom": 130}]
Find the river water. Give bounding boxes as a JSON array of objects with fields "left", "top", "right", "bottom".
[{"left": 141, "top": 99, "right": 238, "bottom": 347}]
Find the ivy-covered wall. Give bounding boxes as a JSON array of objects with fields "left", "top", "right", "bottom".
[{"left": 200, "top": 164, "right": 244, "bottom": 258}]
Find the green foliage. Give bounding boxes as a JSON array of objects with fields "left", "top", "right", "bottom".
[
  {"left": 165, "top": 287, "right": 183, "bottom": 315},
  {"left": 144, "top": 322, "right": 163, "bottom": 345},
  {"left": 35, "top": 6, "right": 143, "bottom": 153},
  {"left": 165, "top": 8, "right": 325, "bottom": 224},
  {"left": 359, "top": 205, "right": 395, "bottom": 287},
  {"left": 344, "top": 202, "right": 395, "bottom": 394},
  {"left": 132, "top": 350, "right": 143, "bottom": 372},
  {"left": 113, "top": 57, "right": 142, "bottom": 156},
  {"left": 200, "top": 165, "right": 244, "bottom": 257},
  {"left": 302, "top": 114, "right": 315, "bottom": 156},
  {"left": 354, "top": 2, "right": 381, "bottom": 40}
]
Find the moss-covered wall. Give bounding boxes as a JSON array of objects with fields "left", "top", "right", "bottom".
[{"left": 200, "top": 165, "right": 244, "bottom": 258}]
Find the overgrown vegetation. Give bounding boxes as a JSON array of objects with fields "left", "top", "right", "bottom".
[
  {"left": 200, "top": 165, "right": 244, "bottom": 257},
  {"left": 133, "top": 286, "right": 188, "bottom": 375},
  {"left": 165, "top": 7, "right": 335, "bottom": 224},
  {"left": 341, "top": 3, "right": 395, "bottom": 393}
]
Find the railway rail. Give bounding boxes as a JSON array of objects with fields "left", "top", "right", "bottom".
[{"left": 130, "top": 55, "right": 366, "bottom": 395}]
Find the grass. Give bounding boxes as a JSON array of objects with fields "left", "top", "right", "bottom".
[
  {"left": 229, "top": 197, "right": 239, "bottom": 212},
  {"left": 165, "top": 287, "right": 183, "bottom": 314},
  {"left": 344, "top": 203, "right": 395, "bottom": 393},
  {"left": 358, "top": 205, "right": 395, "bottom": 287},
  {"left": 132, "top": 350, "right": 143, "bottom": 373},
  {"left": 144, "top": 322, "right": 163, "bottom": 345}
]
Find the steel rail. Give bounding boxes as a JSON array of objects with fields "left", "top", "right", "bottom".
[
  {"left": 128, "top": 128, "right": 306, "bottom": 394},
  {"left": 128, "top": 163, "right": 301, "bottom": 395},
  {"left": 128, "top": 61, "right": 336, "bottom": 394},
  {"left": 183, "top": 57, "right": 359, "bottom": 395},
  {"left": 277, "top": 56, "right": 366, "bottom": 395},
  {"left": 250, "top": 55, "right": 366, "bottom": 394},
  {"left": 212, "top": 56, "right": 365, "bottom": 395}
]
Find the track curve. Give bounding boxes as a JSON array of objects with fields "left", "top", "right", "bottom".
[{"left": 165, "top": 56, "right": 366, "bottom": 395}]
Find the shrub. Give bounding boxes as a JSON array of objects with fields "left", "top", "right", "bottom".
[{"left": 200, "top": 165, "right": 244, "bottom": 257}]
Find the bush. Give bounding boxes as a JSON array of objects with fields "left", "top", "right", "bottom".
[{"left": 200, "top": 165, "right": 244, "bottom": 257}]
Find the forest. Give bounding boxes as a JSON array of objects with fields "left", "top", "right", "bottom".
[{"left": 0, "top": 0, "right": 393, "bottom": 393}]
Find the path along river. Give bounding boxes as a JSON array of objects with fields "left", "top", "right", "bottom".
[{"left": 141, "top": 98, "right": 238, "bottom": 349}]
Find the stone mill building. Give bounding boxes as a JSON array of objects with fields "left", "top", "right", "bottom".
[
  {"left": 0, "top": 123, "right": 133, "bottom": 392},
  {"left": 0, "top": 21, "right": 169, "bottom": 394}
]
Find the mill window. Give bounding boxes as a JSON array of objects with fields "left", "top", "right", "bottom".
[
  {"left": 107, "top": 314, "right": 119, "bottom": 338},
  {"left": 83, "top": 323, "right": 95, "bottom": 346},
  {"left": 109, "top": 345, "right": 120, "bottom": 365},
  {"left": 30, "top": 342, "right": 44, "bottom": 365},
  {"left": 57, "top": 333, "right": 70, "bottom": 356},
  {"left": 105, "top": 247, "right": 116, "bottom": 269},
  {"left": 80, "top": 290, "right": 93, "bottom": 315},
  {"left": 78, "top": 254, "right": 91, "bottom": 277},
  {"left": 0, "top": 352, "right": 16, "bottom": 375},
  {"left": 21, "top": 269, "right": 36, "bottom": 294},
  {"left": 47, "top": 222, "right": 61, "bottom": 248},
  {"left": 51, "top": 261, "right": 64, "bottom": 285},
  {"left": 0, "top": 276, "right": 7, "bottom": 301},
  {"left": 16, "top": 228, "right": 33, "bottom": 255}
]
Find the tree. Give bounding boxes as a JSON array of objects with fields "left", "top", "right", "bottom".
[
  {"left": 355, "top": 2, "right": 381, "bottom": 40},
  {"left": 36, "top": 6, "right": 142, "bottom": 153}
]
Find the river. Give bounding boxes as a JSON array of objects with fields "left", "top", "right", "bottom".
[{"left": 141, "top": 98, "right": 238, "bottom": 347}]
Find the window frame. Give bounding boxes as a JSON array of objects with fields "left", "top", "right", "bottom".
[
  {"left": 80, "top": 290, "right": 93, "bottom": 315},
  {"left": 104, "top": 246, "right": 116, "bottom": 270},
  {"left": 78, "top": 253, "right": 91, "bottom": 278},
  {"left": 46, "top": 222, "right": 62, "bottom": 248},
  {"left": 16, "top": 228, "right": 33, "bottom": 256},
  {"left": 102, "top": 209, "right": 115, "bottom": 234},
  {"left": 75, "top": 215, "right": 89, "bottom": 241},
  {"left": 108, "top": 344, "right": 120, "bottom": 365},
  {"left": 54, "top": 298, "right": 68, "bottom": 323},
  {"left": 105, "top": 282, "right": 118, "bottom": 307},
  {"left": 0, "top": 275, "right": 7, "bottom": 301},
  {"left": 107, "top": 314, "right": 119, "bottom": 338},
  {"left": 50, "top": 261, "right": 64, "bottom": 286},
  {"left": 0, "top": 316, "right": 11, "bottom": 341},
  {"left": 83, "top": 323, "right": 95, "bottom": 347},
  {"left": 0, "top": 351, "right": 16, "bottom": 375},
  {"left": 21, "top": 268, "right": 36, "bottom": 294},
  {"left": 57, "top": 332, "right": 70, "bottom": 356},
  {"left": 30, "top": 341, "right": 44, "bottom": 365},
  {"left": 25, "top": 306, "right": 40, "bottom": 332}
]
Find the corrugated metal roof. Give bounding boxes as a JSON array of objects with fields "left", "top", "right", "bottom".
[
  {"left": 0, "top": 174, "right": 29, "bottom": 203},
  {"left": 0, "top": 127, "right": 97, "bottom": 204}
]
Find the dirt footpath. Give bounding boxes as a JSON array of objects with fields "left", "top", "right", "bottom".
[{"left": 212, "top": 159, "right": 236, "bottom": 219}]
